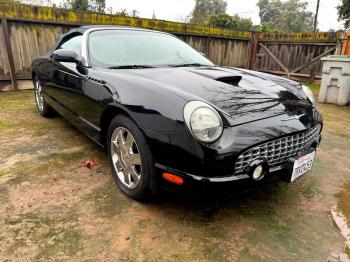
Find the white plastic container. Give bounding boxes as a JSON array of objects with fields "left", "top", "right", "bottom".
[{"left": 319, "top": 56, "right": 350, "bottom": 106}]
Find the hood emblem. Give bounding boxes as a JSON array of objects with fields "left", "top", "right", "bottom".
[{"left": 282, "top": 114, "right": 305, "bottom": 122}]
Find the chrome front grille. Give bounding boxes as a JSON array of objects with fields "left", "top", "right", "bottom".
[{"left": 234, "top": 125, "right": 322, "bottom": 174}]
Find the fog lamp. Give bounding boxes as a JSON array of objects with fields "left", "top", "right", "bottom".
[
  {"left": 252, "top": 165, "right": 263, "bottom": 181},
  {"left": 246, "top": 160, "right": 268, "bottom": 182}
]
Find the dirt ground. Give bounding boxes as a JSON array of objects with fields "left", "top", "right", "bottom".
[{"left": 0, "top": 88, "right": 350, "bottom": 261}]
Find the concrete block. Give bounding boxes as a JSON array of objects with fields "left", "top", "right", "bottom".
[{"left": 319, "top": 56, "right": 350, "bottom": 106}]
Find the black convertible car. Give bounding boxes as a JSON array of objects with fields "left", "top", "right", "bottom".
[{"left": 31, "top": 25, "right": 323, "bottom": 200}]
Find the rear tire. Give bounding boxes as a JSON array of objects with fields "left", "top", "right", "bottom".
[
  {"left": 107, "top": 115, "right": 156, "bottom": 201},
  {"left": 34, "top": 76, "right": 55, "bottom": 117}
]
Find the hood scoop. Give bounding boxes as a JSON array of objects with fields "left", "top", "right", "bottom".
[
  {"left": 185, "top": 67, "right": 243, "bottom": 86},
  {"left": 215, "top": 76, "right": 242, "bottom": 86}
]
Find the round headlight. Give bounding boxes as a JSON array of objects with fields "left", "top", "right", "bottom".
[
  {"left": 302, "top": 85, "right": 315, "bottom": 104},
  {"left": 184, "top": 101, "right": 223, "bottom": 143}
]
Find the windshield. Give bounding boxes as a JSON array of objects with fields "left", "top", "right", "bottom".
[{"left": 88, "top": 30, "right": 214, "bottom": 68}]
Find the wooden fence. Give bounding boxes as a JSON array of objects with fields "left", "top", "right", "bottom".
[
  {"left": 252, "top": 33, "right": 341, "bottom": 81},
  {"left": 0, "top": 2, "right": 345, "bottom": 90}
]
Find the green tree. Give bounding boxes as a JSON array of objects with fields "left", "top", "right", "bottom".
[
  {"left": 191, "top": 0, "right": 227, "bottom": 24},
  {"left": 130, "top": 9, "right": 139, "bottom": 18},
  {"left": 338, "top": 0, "right": 350, "bottom": 29},
  {"left": 209, "top": 13, "right": 253, "bottom": 31},
  {"left": 59, "top": 0, "right": 105, "bottom": 13},
  {"left": 90, "top": 0, "right": 105, "bottom": 13},
  {"left": 254, "top": 21, "right": 280, "bottom": 33},
  {"left": 236, "top": 16, "right": 254, "bottom": 31},
  {"left": 65, "top": 0, "right": 89, "bottom": 12},
  {"left": 257, "top": 0, "right": 314, "bottom": 32},
  {"left": 115, "top": 8, "right": 128, "bottom": 16}
]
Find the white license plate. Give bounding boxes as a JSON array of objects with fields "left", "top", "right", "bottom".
[{"left": 291, "top": 151, "right": 316, "bottom": 182}]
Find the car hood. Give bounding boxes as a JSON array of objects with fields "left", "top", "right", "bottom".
[{"left": 100, "top": 66, "right": 312, "bottom": 126}]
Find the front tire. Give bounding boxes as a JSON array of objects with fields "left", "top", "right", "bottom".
[
  {"left": 34, "top": 77, "right": 55, "bottom": 117},
  {"left": 107, "top": 115, "right": 155, "bottom": 200}
]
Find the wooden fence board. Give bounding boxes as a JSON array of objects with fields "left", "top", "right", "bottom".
[
  {"left": 0, "top": 22, "right": 6, "bottom": 76},
  {"left": 9, "top": 22, "right": 22, "bottom": 75}
]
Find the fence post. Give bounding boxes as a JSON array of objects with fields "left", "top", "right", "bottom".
[
  {"left": 206, "top": 25, "right": 211, "bottom": 57},
  {"left": 1, "top": 18, "right": 18, "bottom": 91},
  {"left": 249, "top": 32, "right": 259, "bottom": 70},
  {"left": 341, "top": 32, "right": 350, "bottom": 55}
]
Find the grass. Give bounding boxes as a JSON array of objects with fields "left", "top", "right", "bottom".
[
  {"left": 303, "top": 82, "right": 320, "bottom": 91},
  {"left": 0, "top": 90, "right": 350, "bottom": 261}
]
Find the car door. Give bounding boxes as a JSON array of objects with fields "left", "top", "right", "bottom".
[{"left": 45, "top": 34, "right": 87, "bottom": 125}]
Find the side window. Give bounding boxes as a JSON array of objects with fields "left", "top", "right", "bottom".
[{"left": 59, "top": 35, "right": 83, "bottom": 55}]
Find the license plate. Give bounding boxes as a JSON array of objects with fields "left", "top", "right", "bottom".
[{"left": 290, "top": 151, "right": 316, "bottom": 182}]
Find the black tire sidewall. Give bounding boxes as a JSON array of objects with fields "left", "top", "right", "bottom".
[{"left": 107, "top": 115, "right": 155, "bottom": 200}]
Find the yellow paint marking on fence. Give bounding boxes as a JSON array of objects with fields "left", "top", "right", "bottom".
[{"left": 0, "top": 2, "right": 253, "bottom": 40}]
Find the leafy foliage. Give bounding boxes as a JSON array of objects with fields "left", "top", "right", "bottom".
[
  {"left": 254, "top": 22, "right": 281, "bottom": 33},
  {"left": 115, "top": 8, "right": 129, "bottom": 17},
  {"left": 209, "top": 13, "right": 253, "bottom": 31},
  {"left": 191, "top": 0, "right": 227, "bottom": 24},
  {"left": 69, "top": 0, "right": 89, "bottom": 12},
  {"left": 60, "top": 0, "right": 105, "bottom": 13},
  {"left": 257, "top": 0, "right": 314, "bottom": 32},
  {"left": 338, "top": 0, "right": 350, "bottom": 29},
  {"left": 89, "top": 0, "right": 105, "bottom": 13}
]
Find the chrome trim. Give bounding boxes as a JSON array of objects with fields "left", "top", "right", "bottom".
[
  {"left": 78, "top": 116, "right": 101, "bottom": 132},
  {"left": 58, "top": 69, "right": 81, "bottom": 78},
  {"left": 281, "top": 114, "right": 306, "bottom": 122},
  {"left": 234, "top": 124, "right": 322, "bottom": 174}
]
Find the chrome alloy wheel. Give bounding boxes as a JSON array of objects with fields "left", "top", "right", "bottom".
[
  {"left": 111, "top": 127, "right": 142, "bottom": 189},
  {"left": 35, "top": 80, "right": 44, "bottom": 112}
]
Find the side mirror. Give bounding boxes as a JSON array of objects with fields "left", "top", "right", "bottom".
[{"left": 52, "top": 49, "right": 81, "bottom": 64}]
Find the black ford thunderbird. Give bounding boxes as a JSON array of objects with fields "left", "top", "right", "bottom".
[{"left": 31, "top": 25, "right": 323, "bottom": 200}]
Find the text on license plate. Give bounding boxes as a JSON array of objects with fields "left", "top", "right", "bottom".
[{"left": 291, "top": 151, "right": 316, "bottom": 182}]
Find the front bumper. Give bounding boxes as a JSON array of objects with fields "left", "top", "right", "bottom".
[
  {"left": 155, "top": 144, "right": 320, "bottom": 197},
  {"left": 143, "top": 111, "right": 323, "bottom": 195},
  {"left": 155, "top": 161, "right": 287, "bottom": 183},
  {"left": 156, "top": 163, "right": 285, "bottom": 197}
]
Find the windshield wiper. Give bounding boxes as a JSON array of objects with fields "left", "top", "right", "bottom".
[
  {"left": 169, "top": 63, "right": 207, "bottom": 68},
  {"left": 108, "top": 65, "right": 155, "bottom": 69}
]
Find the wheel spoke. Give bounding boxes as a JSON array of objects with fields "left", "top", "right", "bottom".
[
  {"left": 114, "top": 158, "right": 123, "bottom": 172},
  {"left": 112, "top": 141, "right": 119, "bottom": 154},
  {"left": 123, "top": 164, "right": 132, "bottom": 184},
  {"left": 130, "top": 167, "right": 140, "bottom": 183},
  {"left": 129, "top": 153, "right": 141, "bottom": 165},
  {"left": 117, "top": 130, "right": 124, "bottom": 144},
  {"left": 123, "top": 133, "right": 134, "bottom": 152}
]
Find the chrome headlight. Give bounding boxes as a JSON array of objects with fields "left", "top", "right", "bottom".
[
  {"left": 184, "top": 101, "right": 223, "bottom": 143},
  {"left": 302, "top": 85, "right": 315, "bottom": 104}
]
